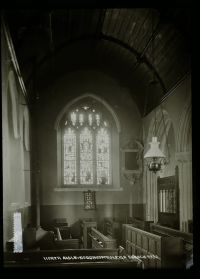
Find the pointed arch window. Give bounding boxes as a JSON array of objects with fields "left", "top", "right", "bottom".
[
  {"left": 62, "top": 105, "right": 111, "bottom": 186},
  {"left": 55, "top": 95, "right": 121, "bottom": 190}
]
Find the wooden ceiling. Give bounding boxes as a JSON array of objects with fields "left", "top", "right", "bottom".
[{"left": 3, "top": 8, "right": 191, "bottom": 115}]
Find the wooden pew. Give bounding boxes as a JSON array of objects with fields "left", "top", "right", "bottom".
[
  {"left": 4, "top": 249, "right": 143, "bottom": 268},
  {"left": 131, "top": 218, "right": 153, "bottom": 232},
  {"left": 122, "top": 224, "right": 184, "bottom": 268},
  {"left": 150, "top": 223, "right": 193, "bottom": 267},
  {"left": 81, "top": 220, "right": 97, "bottom": 248},
  {"left": 103, "top": 218, "right": 122, "bottom": 246},
  {"left": 90, "top": 228, "right": 117, "bottom": 249}
]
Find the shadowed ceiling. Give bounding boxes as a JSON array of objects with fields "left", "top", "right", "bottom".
[{"left": 3, "top": 8, "right": 191, "bottom": 115}]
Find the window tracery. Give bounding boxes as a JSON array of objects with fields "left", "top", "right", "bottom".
[{"left": 63, "top": 105, "right": 111, "bottom": 186}]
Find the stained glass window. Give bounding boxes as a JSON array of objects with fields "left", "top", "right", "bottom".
[
  {"left": 63, "top": 106, "right": 111, "bottom": 186},
  {"left": 88, "top": 113, "right": 93, "bottom": 126},
  {"left": 96, "top": 128, "right": 110, "bottom": 185},
  {"left": 63, "top": 128, "right": 76, "bottom": 184},
  {"left": 70, "top": 112, "right": 77, "bottom": 126},
  {"left": 80, "top": 127, "right": 93, "bottom": 184},
  {"left": 79, "top": 113, "right": 84, "bottom": 126}
]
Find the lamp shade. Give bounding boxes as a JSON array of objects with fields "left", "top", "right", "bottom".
[{"left": 144, "top": 137, "right": 166, "bottom": 159}]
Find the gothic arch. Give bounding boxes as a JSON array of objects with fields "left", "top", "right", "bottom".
[
  {"left": 145, "top": 108, "right": 174, "bottom": 157},
  {"left": 175, "top": 96, "right": 192, "bottom": 232},
  {"left": 144, "top": 108, "right": 175, "bottom": 222}
]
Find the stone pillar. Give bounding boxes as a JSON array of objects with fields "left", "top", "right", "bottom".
[
  {"left": 30, "top": 103, "right": 41, "bottom": 229},
  {"left": 175, "top": 152, "right": 192, "bottom": 232},
  {"left": 144, "top": 166, "right": 157, "bottom": 222},
  {"left": 35, "top": 171, "right": 41, "bottom": 228},
  {"left": 129, "top": 192, "right": 133, "bottom": 218}
]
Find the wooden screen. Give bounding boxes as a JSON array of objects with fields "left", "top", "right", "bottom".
[{"left": 157, "top": 166, "right": 179, "bottom": 230}]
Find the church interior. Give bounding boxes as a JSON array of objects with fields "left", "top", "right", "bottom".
[{"left": 2, "top": 9, "right": 192, "bottom": 268}]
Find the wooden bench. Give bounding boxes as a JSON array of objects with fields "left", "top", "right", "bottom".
[
  {"left": 131, "top": 218, "right": 154, "bottom": 232},
  {"left": 4, "top": 249, "right": 143, "bottom": 268},
  {"left": 90, "top": 228, "right": 117, "bottom": 249},
  {"left": 122, "top": 224, "right": 184, "bottom": 268},
  {"left": 150, "top": 223, "right": 193, "bottom": 267},
  {"left": 23, "top": 226, "right": 80, "bottom": 251}
]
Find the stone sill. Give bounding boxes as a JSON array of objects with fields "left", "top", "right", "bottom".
[{"left": 54, "top": 187, "right": 123, "bottom": 192}]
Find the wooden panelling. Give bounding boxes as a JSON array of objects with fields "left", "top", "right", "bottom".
[
  {"left": 122, "top": 224, "right": 184, "bottom": 268},
  {"left": 157, "top": 166, "right": 179, "bottom": 229},
  {"left": 131, "top": 218, "right": 153, "bottom": 231},
  {"left": 150, "top": 223, "right": 193, "bottom": 267}
]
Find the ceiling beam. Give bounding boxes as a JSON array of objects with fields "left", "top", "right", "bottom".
[{"left": 100, "top": 34, "right": 166, "bottom": 94}]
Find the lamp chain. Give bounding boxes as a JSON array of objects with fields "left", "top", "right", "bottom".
[
  {"left": 152, "top": 9, "right": 157, "bottom": 138},
  {"left": 152, "top": 9, "right": 155, "bottom": 83},
  {"left": 154, "top": 108, "right": 157, "bottom": 137}
]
